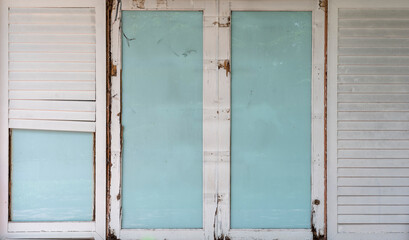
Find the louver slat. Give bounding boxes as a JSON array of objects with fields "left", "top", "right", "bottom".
[
  {"left": 8, "top": 7, "right": 96, "bottom": 132},
  {"left": 337, "top": 8, "right": 409, "bottom": 233}
]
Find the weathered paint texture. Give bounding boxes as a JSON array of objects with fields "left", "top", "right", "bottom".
[
  {"left": 230, "top": 11, "right": 312, "bottom": 229},
  {"left": 11, "top": 129, "right": 94, "bottom": 221},
  {"left": 121, "top": 11, "right": 203, "bottom": 229}
]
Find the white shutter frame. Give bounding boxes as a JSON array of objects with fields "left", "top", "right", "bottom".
[
  {"left": 0, "top": 0, "right": 106, "bottom": 239},
  {"left": 328, "top": 0, "right": 409, "bottom": 239}
]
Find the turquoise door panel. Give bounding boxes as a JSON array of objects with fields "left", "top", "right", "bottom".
[
  {"left": 121, "top": 11, "right": 203, "bottom": 229},
  {"left": 11, "top": 129, "right": 94, "bottom": 221},
  {"left": 231, "top": 11, "right": 312, "bottom": 229}
]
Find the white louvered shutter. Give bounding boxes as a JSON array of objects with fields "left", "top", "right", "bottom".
[
  {"left": 328, "top": 1, "right": 409, "bottom": 239},
  {"left": 8, "top": 6, "right": 98, "bottom": 132}
]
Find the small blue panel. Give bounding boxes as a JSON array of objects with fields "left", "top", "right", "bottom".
[
  {"left": 121, "top": 11, "right": 203, "bottom": 229},
  {"left": 11, "top": 129, "right": 94, "bottom": 221},
  {"left": 231, "top": 11, "right": 312, "bottom": 229}
]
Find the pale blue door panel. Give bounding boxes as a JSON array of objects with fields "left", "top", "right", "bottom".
[
  {"left": 11, "top": 129, "right": 94, "bottom": 221},
  {"left": 121, "top": 11, "right": 203, "bottom": 229},
  {"left": 231, "top": 11, "right": 312, "bottom": 229}
]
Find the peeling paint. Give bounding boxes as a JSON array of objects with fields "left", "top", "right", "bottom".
[
  {"left": 218, "top": 59, "right": 230, "bottom": 77},
  {"left": 132, "top": 0, "right": 145, "bottom": 9}
]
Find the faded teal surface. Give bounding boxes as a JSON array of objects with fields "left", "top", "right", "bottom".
[
  {"left": 231, "top": 12, "right": 312, "bottom": 229},
  {"left": 121, "top": 11, "right": 203, "bottom": 229},
  {"left": 11, "top": 129, "right": 93, "bottom": 221}
]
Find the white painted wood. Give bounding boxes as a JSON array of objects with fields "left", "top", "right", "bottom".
[
  {"left": 1, "top": 0, "right": 106, "bottom": 239},
  {"left": 328, "top": 2, "right": 409, "bottom": 238},
  {"left": 218, "top": 0, "right": 325, "bottom": 239},
  {"left": 9, "top": 119, "right": 95, "bottom": 132},
  {"left": 0, "top": 0, "right": 9, "bottom": 238},
  {"left": 9, "top": 91, "right": 95, "bottom": 100},
  {"left": 119, "top": 229, "right": 204, "bottom": 240},
  {"left": 228, "top": 229, "right": 313, "bottom": 240},
  {"left": 8, "top": 222, "right": 95, "bottom": 233}
]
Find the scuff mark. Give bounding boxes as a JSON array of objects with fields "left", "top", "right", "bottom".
[
  {"left": 182, "top": 49, "right": 197, "bottom": 57},
  {"left": 132, "top": 0, "right": 145, "bottom": 9},
  {"left": 122, "top": 32, "right": 135, "bottom": 47},
  {"left": 157, "top": 0, "right": 167, "bottom": 8}
]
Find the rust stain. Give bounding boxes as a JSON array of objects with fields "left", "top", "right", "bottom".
[
  {"left": 116, "top": 192, "right": 121, "bottom": 201},
  {"left": 218, "top": 60, "right": 230, "bottom": 77},
  {"left": 132, "top": 0, "right": 145, "bottom": 9},
  {"left": 111, "top": 63, "right": 117, "bottom": 77},
  {"left": 106, "top": 0, "right": 114, "bottom": 238}
]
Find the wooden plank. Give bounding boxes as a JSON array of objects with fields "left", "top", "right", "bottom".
[
  {"left": 9, "top": 52, "right": 95, "bottom": 62},
  {"left": 338, "top": 122, "right": 409, "bottom": 131},
  {"left": 338, "top": 186, "right": 409, "bottom": 196},
  {"left": 338, "top": 177, "right": 409, "bottom": 187},
  {"left": 9, "top": 119, "right": 95, "bottom": 132},
  {"left": 9, "top": 100, "right": 95, "bottom": 111},
  {"left": 9, "top": 81, "right": 95, "bottom": 91},
  {"left": 9, "top": 109, "right": 95, "bottom": 121},
  {"left": 338, "top": 84, "right": 409, "bottom": 93},
  {"left": 9, "top": 34, "right": 96, "bottom": 44},
  {"left": 9, "top": 72, "right": 95, "bottom": 81},
  {"left": 338, "top": 196, "right": 409, "bottom": 205},
  {"left": 9, "top": 14, "right": 95, "bottom": 24},
  {"left": 338, "top": 214, "right": 409, "bottom": 224},
  {"left": 9, "top": 43, "right": 95, "bottom": 53},
  {"left": 338, "top": 131, "right": 409, "bottom": 140},
  {"left": 9, "top": 7, "right": 95, "bottom": 14},
  {"left": 338, "top": 168, "right": 409, "bottom": 177},
  {"left": 339, "top": 9, "right": 409, "bottom": 19},
  {"left": 339, "top": 56, "right": 409, "bottom": 66},
  {"left": 338, "top": 103, "right": 409, "bottom": 111},
  {"left": 339, "top": 38, "right": 409, "bottom": 48},
  {"left": 339, "top": 224, "right": 409, "bottom": 233},
  {"left": 339, "top": 47, "right": 409, "bottom": 56},
  {"left": 339, "top": 28, "right": 409, "bottom": 38},
  {"left": 9, "top": 24, "right": 96, "bottom": 34},
  {"left": 9, "top": 62, "right": 95, "bottom": 71},
  {"left": 338, "top": 112, "right": 409, "bottom": 121},
  {"left": 338, "top": 75, "right": 409, "bottom": 84},
  {"left": 338, "top": 149, "right": 409, "bottom": 158},
  {"left": 338, "top": 66, "right": 409, "bottom": 75},
  {"left": 9, "top": 90, "right": 95, "bottom": 100},
  {"left": 339, "top": 205, "right": 409, "bottom": 214},
  {"left": 339, "top": 19, "right": 409, "bottom": 28},
  {"left": 338, "top": 159, "right": 409, "bottom": 168},
  {"left": 338, "top": 93, "right": 409, "bottom": 103}
]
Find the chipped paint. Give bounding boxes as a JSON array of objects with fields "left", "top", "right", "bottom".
[
  {"left": 131, "top": 0, "right": 145, "bottom": 9},
  {"left": 218, "top": 59, "right": 230, "bottom": 77}
]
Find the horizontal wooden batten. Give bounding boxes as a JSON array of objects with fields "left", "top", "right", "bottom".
[
  {"left": 9, "top": 91, "right": 96, "bottom": 100},
  {"left": 9, "top": 100, "right": 95, "bottom": 111},
  {"left": 339, "top": 224, "right": 409, "bottom": 233},
  {"left": 9, "top": 34, "right": 96, "bottom": 44},
  {"left": 338, "top": 159, "right": 409, "bottom": 168},
  {"left": 338, "top": 215, "right": 409, "bottom": 224},
  {"left": 9, "top": 62, "right": 95, "bottom": 72},
  {"left": 9, "top": 81, "right": 95, "bottom": 91},
  {"left": 9, "top": 72, "right": 95, "bottom": 81},
  {"left": 9, "top": 119, "right": 95, "bottom": 132},
  {"left": 338, "top": 168, "right": 409, "bottom": 177},
  {"left": 9, "top": 110, "right": 95, "bottom": 121},
  {"left": 339, "top": 177, "right": 409, "bottom": 187}
]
